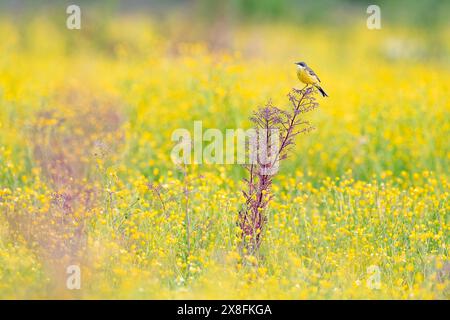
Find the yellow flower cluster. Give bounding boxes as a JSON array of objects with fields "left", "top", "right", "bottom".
[{"left": 0, "top": 16, "right": 448, "bottom": 299}]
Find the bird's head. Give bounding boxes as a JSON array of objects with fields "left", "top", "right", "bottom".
[{"left": 295, "top": 62, "right": 307, "bottom": 69}]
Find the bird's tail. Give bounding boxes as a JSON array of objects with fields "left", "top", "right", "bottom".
[{"left": 315, "top": 85, "right": 328, "bottom": 97}]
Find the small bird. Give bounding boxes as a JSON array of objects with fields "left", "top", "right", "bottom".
[{"left": 295, "top": 62, "right": 328, "bottom": 97}]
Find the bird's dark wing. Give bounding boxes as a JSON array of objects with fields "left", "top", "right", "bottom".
[{"left": 306, "top": 66, "right": 321, "bottom": 82}]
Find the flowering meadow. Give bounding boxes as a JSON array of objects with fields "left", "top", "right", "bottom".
[{"left": 0, "top": 10, "right": 449, "bottom": 299}]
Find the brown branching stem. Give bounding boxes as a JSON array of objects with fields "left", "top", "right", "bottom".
[{"left": 238, "top": 87, "right": 319, "bottom": 255}]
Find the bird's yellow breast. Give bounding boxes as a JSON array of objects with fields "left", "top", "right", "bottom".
[{"left": 297, "top": 68, "right": 318, "bottom": 85}]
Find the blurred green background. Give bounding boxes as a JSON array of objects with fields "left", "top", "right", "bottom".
[{"left": 1, "top": 0, "right": 449, "bottom": 28}]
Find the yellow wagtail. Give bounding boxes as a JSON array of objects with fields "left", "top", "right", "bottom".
[{"left": 295, "top": 62, "right": 328, "bottom": 97}]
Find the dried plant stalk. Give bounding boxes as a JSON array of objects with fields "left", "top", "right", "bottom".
[{"left": 238, "top": 87, "right": 319, "bottom": 254}]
